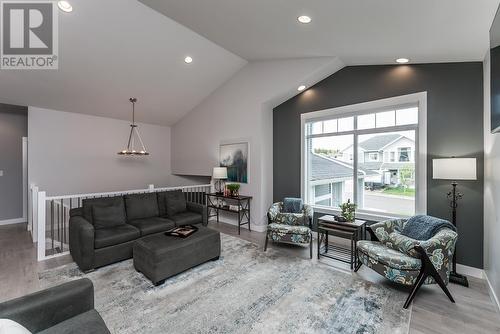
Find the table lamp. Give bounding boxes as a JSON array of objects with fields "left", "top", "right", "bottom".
[
  {"left": 213, "top": 167, "right": 228, "bottom": 195},
  {"left": 433, "top": 157, "right": 477, "bottom": 287}
]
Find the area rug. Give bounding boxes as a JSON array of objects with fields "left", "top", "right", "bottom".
[{"left": 39, "top": 233, "right": 410, "bottom": 334}]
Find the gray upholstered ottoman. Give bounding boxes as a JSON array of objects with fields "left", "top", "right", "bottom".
[{"left": 133, "top": 226, "right": 221, "bottom": 285}]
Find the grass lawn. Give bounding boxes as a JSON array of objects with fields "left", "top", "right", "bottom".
[{"left": 382, "top": 187, "right": 415, "bottom": 197}]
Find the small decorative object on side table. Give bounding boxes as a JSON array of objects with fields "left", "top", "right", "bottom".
[
  {"left": 206, "top": 193, "right": 252, "bottom": 235},
  {"left": 225, "top": 183, "right": 240, "bottom": 197},
  {"left": 317, "top": 215, "right": 366, "bottom": 270},
  {"left": 339, "top": 199, "right": 356, "bottom": 222}
]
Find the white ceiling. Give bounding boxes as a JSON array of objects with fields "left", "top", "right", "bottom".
[
  {"left": 139, "top": 0, "right": 500, "bottom": 64},
  {"left": 0, "top": 0, "right": 246, "bottom": 126}
]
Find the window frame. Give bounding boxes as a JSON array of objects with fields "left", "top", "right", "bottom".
[{"left": 300, "top": 92, "right": 427, "bottom": 221}]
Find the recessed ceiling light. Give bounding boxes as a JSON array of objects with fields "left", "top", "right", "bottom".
[
  {"left": 184, "top": 56, "right": 193, "bottom": 64},
  {"left": 297, "top": 15, "right": 312, "bottom": 24},
  {"left": 298, "top": 85, "right": 306, "bottom": 91},
  {"left": 396, "top": 58, "right": 409, "bottom": 64},
  {"left": 58, "top": 1, "right": 73, "bottom": 13}
]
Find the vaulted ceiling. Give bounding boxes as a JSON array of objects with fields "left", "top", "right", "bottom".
[
  {"left": 0, "top": 0, "right": 498, "bottom": 125},
  {"left": 0, "top": 0, "right": 246, "bottom": 126},
  {"left": 140, "top": 0, "right": 499, "bottom": 64}
]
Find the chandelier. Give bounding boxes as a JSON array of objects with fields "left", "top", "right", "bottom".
[{"left": 117, "top": 98, "right": 149, "bottom": 156}]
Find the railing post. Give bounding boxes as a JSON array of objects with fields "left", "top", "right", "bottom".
[
  {"left": 37, "top": 191, "right": 46, "bottom": 261},
  {"left": 31, "top": 185, "right": 39, "bottom": 243}
]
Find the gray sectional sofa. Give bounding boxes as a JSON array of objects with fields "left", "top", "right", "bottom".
[
  {"left": 69, "top": 190, "right": 207, "bottom": 272},
  {"left": 0, "top": 278, "right": 110, "bottom": 334}
]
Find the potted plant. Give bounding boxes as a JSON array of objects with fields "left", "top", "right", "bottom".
[
  {"left": 226, "top": 183, "right": 240, "bottom": 197},
  {"left": 339, "top": 199, "right": 356, "bottom": 222}
]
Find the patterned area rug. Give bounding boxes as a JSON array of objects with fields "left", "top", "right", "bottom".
[{"left": 39, "top": 233, "right": 410, "bottom": 334}]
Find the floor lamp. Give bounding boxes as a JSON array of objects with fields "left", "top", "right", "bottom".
[{"left": 433, "top": 157, "right": 477, "bottom": 287}]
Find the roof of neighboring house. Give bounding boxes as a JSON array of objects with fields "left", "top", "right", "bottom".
[
  {"left": 311, "top": 154, "right": 367, "bottom": 181},
  {"left": 358, "top": 134, "right": 402, "bottom": 151}
]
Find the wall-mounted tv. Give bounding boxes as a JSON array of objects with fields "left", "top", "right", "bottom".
[{"left": 490, "top": 5, "right": 500, "bottom": 133}]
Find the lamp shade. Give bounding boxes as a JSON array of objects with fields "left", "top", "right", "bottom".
[
  {"left": 212, "top": 167, "right": 228, "bottom": 179},
  {"left": 432, "top": 158, "right": 477, "bottom": 180}
]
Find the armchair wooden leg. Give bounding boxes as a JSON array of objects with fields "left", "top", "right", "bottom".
[
  {"left": 403, "top": 246, "right": 455, "bottom": 309},
  {"left": 309, "top": 233, "right": 313, "bottom": 259},
  {"left": 264, "top": 233, "right": 269, "bottom": 251}
]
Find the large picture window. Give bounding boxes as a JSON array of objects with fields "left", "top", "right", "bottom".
[{"left": 302, "top": 94, "right": 427, "bottom": 218}]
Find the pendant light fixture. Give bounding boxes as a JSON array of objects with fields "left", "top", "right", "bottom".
[{"left": 117, "top": 98, "right": 149, "bottom": 156}]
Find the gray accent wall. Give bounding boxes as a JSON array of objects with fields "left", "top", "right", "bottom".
[
  {"left": 273, "top": 63, "right": 484, "bottom": 269},
  {"left": 0, "top": 104, "right": 28, "bottom": 221}
]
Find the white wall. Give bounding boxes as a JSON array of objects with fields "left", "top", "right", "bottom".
[
  {"left": 171, "top": 57, "right": 344, "bottom": 231},
  {"left": 483, "top": 51, "right": 500, "bottom": 308},
  {"left": 28, "top": 107, "right": 172, "bottom": 196}
]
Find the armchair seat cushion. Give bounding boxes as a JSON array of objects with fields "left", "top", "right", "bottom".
[
  {"left": 38, "top": 309, "right": 110, "bottom": 334},
  {"left": 267, "top": 223, "right": 311, "bottom": 244},
  {"left": 128, "top": 217, "right": 175, "bottom": 236},
  {"left": 94, "top": 225, "right": 140, "bottom": 249},
  {"left": 169, "top": 212, "right": 202, "bottom": 226},
  {"left": 357, "top": 240, "right": 421, "bottom": 271}
]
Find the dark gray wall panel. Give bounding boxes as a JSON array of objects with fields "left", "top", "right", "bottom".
[
  {"left": 273, "top": 63, "right": 484, "bottom": 268},
  {"left": 0, "top": 103, "right": 28, "bottom": 221}
]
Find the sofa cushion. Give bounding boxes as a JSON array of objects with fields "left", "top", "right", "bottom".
[
  {"left": 94, "top": 225, "right": 140, "bottom": 249},
  {"left": 164, "top": 190, "right": 187, "bottom": 217},
  {"left": 124, "top": 193, "right": 159, "bottom": 221},
  {"left": 38, "top": 310, "right": 110, "bottom": 334},
  {"left": 169, "top": 212, "right": 202, "bottom": 226},
  {"left": 156, "top": 191, "right": 168, "bottom": 217},
  {"left": 128, "top": 217, "right": 175, "bottom": 236},
  {"left": 82, "top": 197, "right": 125, "bottom": 225},
  {"left": 92, "top": 202, "right": 126, "bottom": 229}
]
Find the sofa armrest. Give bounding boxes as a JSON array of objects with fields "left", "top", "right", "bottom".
[
  {"left": 69, "top": 215, "right": 95, "bottom": 271},
  {"left": 186, "top": 202, "right": 207, "bottom": 226},
  {"left": 0, "top": 278, "right": 94, "bottom": 333},
  {"left": 369, "top": 218, "right": 407, "bottom": 244}
]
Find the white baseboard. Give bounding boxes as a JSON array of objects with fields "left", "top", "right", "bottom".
[
  {"left": 209, "top": 218, "right": 267, "bottom": 233},
  {"left": 484, "top": 271, "right": 500, "bottom": 313},
  {"left": 456, "top": 263, "right": 484, "bottom": 279},
  {"left": 0, "top": 217, "right": 27, "bottom": 226}
]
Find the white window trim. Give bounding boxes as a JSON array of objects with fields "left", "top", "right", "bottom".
[{"left": 300, "top": 92, "right": 427, "bottom": 220}]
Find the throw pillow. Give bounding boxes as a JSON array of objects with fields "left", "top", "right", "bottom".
[
  {"left": 0, "top": 319, "right": 32, "bottom": 334},
  {"left": 165, "top": 191, "right": 187, "bottom": 217},
  {"left": 124, "top": 193, "right": 159, "bottom": 221},
  {"left": 282, "top": 197, "right": 303, "bottom": 213},
  {"left": 92, "top": 202, "right": 126, "bottom": 229}
]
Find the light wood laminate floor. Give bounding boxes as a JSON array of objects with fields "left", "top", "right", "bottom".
[{"left": 1, "top": 222, "right": 499, "bottom": 333}]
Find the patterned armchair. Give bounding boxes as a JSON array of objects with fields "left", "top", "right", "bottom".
[
  {"left": 264, "top": 202, "right": 314, "bottom": 258},
  {"left": 357, "top": 218, "right": 458, "bottom": 309}
]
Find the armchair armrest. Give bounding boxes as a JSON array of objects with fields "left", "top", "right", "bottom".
[
  {"left": 369, "top": 218, "right": 407, "bottom": 243},
  {"left": 417, "top": 228, "right": 458, "bottom": 283},
  {"left": 267, "top": 202, "right": 282, "bottom": 224},
  {"left": 0, "top": 278, "right": 94, "bottom": 333},
  {"left": 69, "top": 215, "right": 95, "bottom": 271},
  {"left": 186, "top": 202, "right": 207, "bottom": 226}
]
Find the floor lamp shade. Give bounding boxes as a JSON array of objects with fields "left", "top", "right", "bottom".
[{"left": 432, "top": 158, "right": 477, "bottom": 180}]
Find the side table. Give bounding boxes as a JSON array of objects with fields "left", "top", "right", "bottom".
[
  {"left": 206, "top": 193, "right": 252, "bottom": 235},
  {"left": 317, "top": 215, "right": 367, "bottom": 270}
]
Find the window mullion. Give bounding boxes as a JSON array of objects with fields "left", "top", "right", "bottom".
[{"left": 353, "top": 116, "right": 358, "bottom": 207}]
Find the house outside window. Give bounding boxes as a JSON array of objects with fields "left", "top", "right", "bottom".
[{"left": 301, "top": 93, "right": 427, "bottom": 218}]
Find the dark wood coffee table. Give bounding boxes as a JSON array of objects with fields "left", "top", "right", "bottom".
[{"left": 317, "top": 215, "right": 367, "bottom": 270}]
